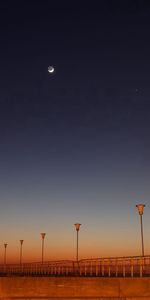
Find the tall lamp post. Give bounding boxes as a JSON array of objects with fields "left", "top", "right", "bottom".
[
  {"left": 74, "top": 223, "right": 81, "bottom": 261},
  {"left": 20, "top": 240, "right": 24, "bottom": 265},
  {"left": 4, "top": 243, "right": 7, "bottom": 265},
  {"left": 136, "top": 204, "right": 145, "bottom": 256},
  {"left": 41, "top": 233, "right": 46, "bottom": 264}
]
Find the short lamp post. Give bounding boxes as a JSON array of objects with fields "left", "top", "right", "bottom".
[
  {"left": 4, "top": 243, "right": 7, "bottom": 265},
  {"left": 74, "top": 223, "right": 81, "bottom": 261},
  {"left": 20, "top": 240, "right": 24, "bottom": 265},
  {"left": 41, "top": 233, "right": 46, "bottom": 264},
  {"left": 136, "top": 204, "right": 145, "bottom": 256}
]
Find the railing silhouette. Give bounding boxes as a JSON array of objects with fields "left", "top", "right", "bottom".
[{"left": 0, "top": 255, "right": 150, "bottom": 277}]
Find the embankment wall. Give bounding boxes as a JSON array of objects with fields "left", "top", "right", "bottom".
[{"left": 0, "top": 277, "right": 150, "bottom": 299}]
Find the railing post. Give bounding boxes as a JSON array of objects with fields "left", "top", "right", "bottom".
[
  {"left": 90, "top": 261, "right": 92, "bottom": 276},
  {"left": 65, "top": 266, "right": 68, "bottom": 275},
  {"left": 84, "top": 262, "right": 86, "bottom": 276},
  {"left": 51, "top": 266, "right": 53, "bottom": 275},
  {"left": 115, "top": 259, "right": 118, "bottom": 277},
  {"left": 130, "top": 258, "right": 133, "bottom": 277},
  {"left": 140, "top": 257, "right": 143, "bottom": 277},
  {"left": 102, "top": 259, "right": 104, "bottom": 276},
  {"left": 108, "top": 259, "right": 111, "bottom": 277},
  {"left": 123, "top": 259, "right": 125, "bottom": 277},
  {"left": 57, "top": 265, "right": 59, "bottom": 276},
  {"left": 99, "top": 260, "right": 101, "bottom": 277},
  {"left": 96, "top": 260, "right": 98, "bottom": 276},
  {"left": 61, "top": 263, "right": 63, "bottom": 275},
  {"left": 79, "top": 262, "right": 82, "bottom": 276}
]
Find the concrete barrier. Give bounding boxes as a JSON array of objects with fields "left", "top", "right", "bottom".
[{"left": 0, "top": 277, "right": 150, "bottom": 299}]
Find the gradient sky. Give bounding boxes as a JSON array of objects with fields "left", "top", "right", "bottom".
[{"left": 0, "top": 1, "right": 150, "bottom": 263}]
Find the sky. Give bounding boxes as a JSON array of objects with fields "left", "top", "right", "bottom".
[{"left": 0, "top": 1, "right": 150, "bottom": 263}]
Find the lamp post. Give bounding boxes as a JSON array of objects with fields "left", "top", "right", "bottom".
[
  {"left": 74, "top": 223, "right": 81, "bottom": 261},
  {"left": 136, "top": 204, "right": 145, "bottom": 256},
  {"left": 20, "top": 240, "right": 24, "bottom": 265},
  {"left": 4, "top": 243, "right": 7, "bottom": 265},
  {"left": 41, "top": 233, "right": 46, "bottom": 264}
]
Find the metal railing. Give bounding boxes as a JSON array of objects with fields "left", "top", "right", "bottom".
[{"left": 0, "top": 255, "right": 150, "bottom": 277}]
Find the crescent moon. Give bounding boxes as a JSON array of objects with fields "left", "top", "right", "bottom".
[{"left": 48, "top": 66, "right": 55, "bottom": 73}]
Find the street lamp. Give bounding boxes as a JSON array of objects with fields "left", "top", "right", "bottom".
[
  {"left": 136, "top": 204, "right": 145, "bottom": 256},
  {"left": 74, "top": 223, "right": 81, "bottom": 261},
  {"left": 41, "top": 233, "right": 46, "bottom": 264},
  {"left": 20, "top": 240, "right": 24, "bottom": 265},
  {"left": 4, "top": 243, "right": 7, "bottom": 265}
]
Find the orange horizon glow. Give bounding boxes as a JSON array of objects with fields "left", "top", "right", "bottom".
[
  {"left": 1, "top": 202, "right": 149, "bottom": 264},
  {"left": 1, "top": 235, "right": 149, "bottom": 264}
]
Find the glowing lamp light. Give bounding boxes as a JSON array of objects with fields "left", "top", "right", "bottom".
[{"left": 136, "top": 204, "right": 145, "bottom": 216}]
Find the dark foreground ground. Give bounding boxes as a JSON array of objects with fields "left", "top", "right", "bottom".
[{"left": 0, "top": 277, "right": 150, "bottom": 299}]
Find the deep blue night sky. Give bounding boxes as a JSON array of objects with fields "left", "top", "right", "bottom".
[{"left": 0, "top": 1, "right": 150, "bottom": 262}]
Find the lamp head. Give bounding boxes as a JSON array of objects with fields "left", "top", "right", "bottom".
[
  {"left": 136, "top": 204, "right": 145, "bottom": 216},
  {"left": 74, "top": 223, "right": 81, "bottom": 231},
  {"left": 41, "top": 233, "right": 46, "bottom": 239}
]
